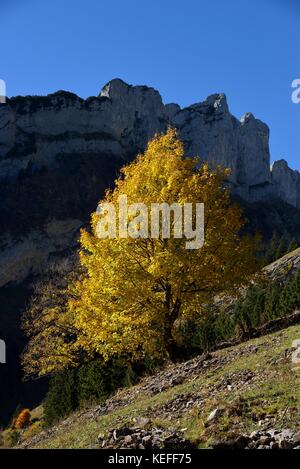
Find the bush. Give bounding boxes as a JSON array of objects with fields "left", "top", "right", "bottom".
[
  {"left": 22, "top": 420, "right": 44, "bottom": 440},
  {"left": 3, "top": 428, "right": 21, "bottom": 447},
  {"left": 14, "top": 409, "right": 31, "bottom": 429}
]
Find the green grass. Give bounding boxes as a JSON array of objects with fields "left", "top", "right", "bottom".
[{"left": 26, "top": 323, "right": 300, "bottom": 449}]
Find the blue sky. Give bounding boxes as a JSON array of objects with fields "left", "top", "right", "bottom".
[{"left": 1, "top": 0, "right": 299, "bottom": 169}]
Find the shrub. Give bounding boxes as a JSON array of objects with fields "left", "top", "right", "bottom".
[
  {"left": 23, "top": 420, "right": 44, "bottom": 440},
  {"left": 3, "top": 428, "right": 21, "bottom": 447},
  {"left": 14, "top": 409, "right": 31, "bottom": 429}
]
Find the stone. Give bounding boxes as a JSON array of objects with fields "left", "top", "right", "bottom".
[
  {"left": 250, "top": 431, "right": 261, "bottom": 439},
  {"left": 259, "top": 436, "right": 273, "bottom": 446},
  {"left": 133, "top": 417, "right": 150, "bottom": 428},
  {"left": 293, "top": 431, "right": 300, "bottom": 446},
  {"left": 112, "top": 427, "right": 133, "bottom": 440},
  {"left": 205, "top": 407, "right": 224, "bottom": 425},
  {"left": 212, "top": 435, "right": 250, "bottom": 450},
  {"left": 280, "top": 429, "right": 294, "bottom": 440},
  {"left": 279, "top": 439, "right": 293, "bottom": 449},
  {"left": 123, "top": 435, "right": 133, "bottom": 445}
]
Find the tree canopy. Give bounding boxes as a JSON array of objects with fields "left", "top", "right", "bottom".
[{"left": 23, "top": 129, "right": 258, "bottom": 375}]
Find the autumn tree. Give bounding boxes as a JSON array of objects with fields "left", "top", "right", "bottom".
[
  {"left": 22, "top": 255, "right": 82, "bottom": 377},
  {"left": 68, "top": 129, "right": 258, "bottom": 361}
]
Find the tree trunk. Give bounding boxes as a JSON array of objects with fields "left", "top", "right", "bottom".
[{"left": 163, "top": 294, "right": 182, "bottom": 361}]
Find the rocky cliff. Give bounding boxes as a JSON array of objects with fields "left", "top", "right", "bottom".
[{"left": 0, "top": 78, "right": 299, "bottom": 288}]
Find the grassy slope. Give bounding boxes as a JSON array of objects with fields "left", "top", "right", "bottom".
[{"left": 22, "top": 321, "right": 300, "bottom": 449}]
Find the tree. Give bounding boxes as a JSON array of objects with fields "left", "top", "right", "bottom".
[
  {"left": 265, "top": 232, "right": 280, "bottom": 264},
  {"left": 264, "top": 280, "right": 280, "bottom": 320},
  {"left": 22, "top": 255, "right": 83, "bottom": 377},
  {"left": 68, "top": 129, "right": 258, "bottom": 361},
  {"left": 287, "top": 238, "right": 298, "bottom": 253},
  {"left": 275, "top": 235, "right": 287, "bottom": 261},
  {"left": 278, "top": 269, "right": 300, "bottom": 317},
  {"left": 44, "top": 370, "right": 78, "bottom": 425}
]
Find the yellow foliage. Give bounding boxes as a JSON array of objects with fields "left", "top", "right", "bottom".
[
  {"left": 69, "top": 129, "right": 258, "bottom": 360},
  {"left": 23, "top": 129, "right": 259, "bottom": 374},
  {"left": 22, "top": 259, "right": 82, "bottom": 377}
]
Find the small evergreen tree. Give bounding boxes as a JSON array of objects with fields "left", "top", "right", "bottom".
[
  {"left": 275, "top": 236, "right": 287, "bottom": 261},
  {"left": 44, "top": 369, "right": 78, "bottom": 426},
  {"left": 265, "top": 233, "right": 280, "bottom": 264},
  {"left": 287, "top": 238, "right": 298, "bottom": 253},
  {"left": 278, "top": 269, "right": 300, "bottom": 317},
  {"left": 264, "top": 281, "right": 280, "bottom": 320}
]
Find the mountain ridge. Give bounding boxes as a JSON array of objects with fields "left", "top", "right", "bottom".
[{"left": 1, "top": 78, "right": 298, "bottom": 204}]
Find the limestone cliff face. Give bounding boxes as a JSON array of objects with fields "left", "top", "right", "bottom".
[
  {"left": 172, "top": 98, "right": 272, "bottom": 200},
  {"left": 0, "top": 78, "right": 299, "bottom": 286},
  {"left": 271, "top": 159, "right": 300, "bottom": 208}
]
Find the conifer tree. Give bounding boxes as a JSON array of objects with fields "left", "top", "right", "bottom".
[{"left": 287, "top": 238, "right": 298, "bottom": 253}]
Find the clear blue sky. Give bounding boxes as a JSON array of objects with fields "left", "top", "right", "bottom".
[{"left": 1, "top": 0, "right": 299, "bottom": 169}]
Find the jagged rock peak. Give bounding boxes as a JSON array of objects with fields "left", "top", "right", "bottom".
[
  {"left": 205, "top": 93, "right": 229, "bottom": 114},
  {"left": 100, "top": 78, "right": 130, "bottom": 98},
  {"left": 99, "top": 78, "right": 163, "bottom": 102},
  {"left": 240, "top": 112, "right": 256, "bottom": 124}
]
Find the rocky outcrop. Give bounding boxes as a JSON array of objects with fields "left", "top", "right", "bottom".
[
  {"left": 0, "top": 78, "right": 299, "bottom": 288},
  {"left": 96, "top": 425, "right": 195, "bottom": 450},
  {"left": 271, "top": 159, "right": 300, "bottom": 208},
  {"left": 212, "top": 429, "right": 300, "bottom": 450},
  {"left": 0, "top": 219, "right": 81, "bottom": 287},
  {"left": 173, "top": 98, "right": 273, "bottom": 201},
  {"left": 0, "top": 78, "right": 297, "bottom": 202}
]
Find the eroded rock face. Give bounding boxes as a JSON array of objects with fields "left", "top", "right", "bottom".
[
  {"left": 0, "top": 219, "right": 81, "bottom": 287},
  {"left": 271, "top": 159, "right": 300, "bottom": 208},
  {"left": 172, "top": 97, "right": 272, "bottom": 201},
  {"left": 0, "top": 78, "right": 299, "bottom": 286}
]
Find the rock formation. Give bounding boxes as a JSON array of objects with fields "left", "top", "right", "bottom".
[{"left": 0, "top": 78, "right": 299, "bottom": 288}]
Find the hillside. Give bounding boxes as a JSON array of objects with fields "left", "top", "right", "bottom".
[
  {"left": 2, "top": 247, "right": 300, "bottom": 449},
  {"left": 14, "top": 320, "right": 300, "bottom": 450}
]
